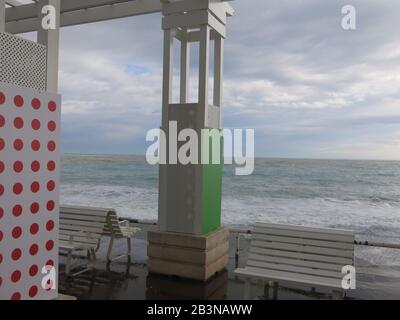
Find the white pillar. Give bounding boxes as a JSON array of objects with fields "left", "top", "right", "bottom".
[
  {"left": 37, "top": 0, "right": 60, "bottom": 93},
  {"left": 213, "top": 35, "right": 224, "bottom": 108},
  {"left": 158, "top": 0, "right": 233, "bottom": 236},
  {"left": 180, "top": 27, "right": 190, "bottom": 104},
  {"left": 198, "top": 24, "right": 210, "bottom": 126},
  {"left": 0, "top": 0, "right": 5, "bottom": 33},
  {"left": 158, "top": 28, "right": 174, "bottom": 232},
  {"left": 161, "top": 28, "right": 174, "bottom": 128}
]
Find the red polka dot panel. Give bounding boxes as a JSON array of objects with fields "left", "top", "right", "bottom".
[{"left": 0, "top": 83, "right": 60, "bottom": 300}]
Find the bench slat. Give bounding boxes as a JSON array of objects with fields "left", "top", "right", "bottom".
[
  {"left": 251, "top": 240, "right": 354, "bottom": 258},
  {"left": 60, "top": 213, "right": 107, "bottom": 223},
  {"left": 252, "top": 233, "right": 354, "bottom": 250},
  {"left": 59, "top": 234, "right": 99, "bottom": 245},
  {"left": 255, "top": 222, "right": 354, "bottom": 236},
  {"left": 248, "top": 253, "right": 344, "bottom": 272},
  {"left": 60, "top": 218, "right": 105, "bottom": 226},
  {"left": 250, "top": 245, "right": 353, "bottom": 265},
  {"left": 60, "top": 219, "right": 105, "bottom": 229},
  {"left": 246, "top": 259, "right": 343, "bottom": 279},
  {"left": 60, "top": 223, "right": 104, "bottom": 234},
  {"left": 61, "top": 205, "right": 113, "bottom": 216},
  {"left": 235, "top": 266, "right": 343, "bottom": 289},
  {"left": 254, "top": 225, "right": 354, "bottom": 243}
]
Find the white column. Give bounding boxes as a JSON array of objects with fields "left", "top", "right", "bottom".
[
  {"left": 180, "top": 27, "right": 190, "bottom": 104},
  {"left": 161, "top": 28, "right": 174, "bottom": 128},
  {"left": 0, "top": 0, "right": 5, "bottom": 33},
  {"left": 37, "top": 0, "right": 61, "bottom": 93},
  {"left": 213, "top": 35, "right": 224, "bottom": 108},
  {"left": 158, "top": 28, "right": 174, "bottom": 232},
  {"left": 198, "top": 24, "right": 210, "bottom": 126}
]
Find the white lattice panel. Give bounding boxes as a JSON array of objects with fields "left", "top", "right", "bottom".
[{"left": 0, "top": 32, "right": 47, "bottom": 92}]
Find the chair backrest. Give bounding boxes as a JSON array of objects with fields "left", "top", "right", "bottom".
[
  {"left": 247, "top": 223, "right": 355, "bottom": 282},
  {"left": 102, "top": 210, "right": 125, "bottom": 237},
  {"left": 59, "top": 205, "right": 111, "bottom": 247}
]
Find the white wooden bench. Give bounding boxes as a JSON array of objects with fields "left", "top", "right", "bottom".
[
  {"left": 59, "top": 206, "right": 109, "bottom": 276},
  {"left": 60, "top": 205, "right": 141, "bottom": 265},
  {"left": 234, "top": 223, "right": 355, "bottom": 300}
]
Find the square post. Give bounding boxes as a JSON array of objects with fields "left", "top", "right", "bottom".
[
  {"left": 37, "top": 0, "right": 60, "bottom": 93},
  {"left": 198, "top": 24, "right": 210, "bottom": 127},
  {"left": 161, "top": 28, "right": 174, "bottom": 128},
  {"left": 151, "top": 0, "right": 234, "bottom": 282},
  {"left": 180, "top": 27, "right": 190, "bottom": 104},
  {"left": 213, "top": 35, "right": 224, "bottom": 108},
  {"left": 159, "top": 28, "right": 174, "bottom": 232}
]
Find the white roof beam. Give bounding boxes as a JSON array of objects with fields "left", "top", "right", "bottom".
[
  {"left": 5, "top": 0, "right": 234, "bottom": 34},
  {"left": 5, "top": 0, "right": 23, "bottom": 7},
  {"left": 6, "top": 0, "right": 139, "bottom": 21},
  {"left": 6, "top": 0, "right": 162, "bottom": 34}
]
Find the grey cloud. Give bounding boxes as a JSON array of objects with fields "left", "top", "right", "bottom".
[{"left": 54, "top": 0, "right": 400, "bottom": 159}]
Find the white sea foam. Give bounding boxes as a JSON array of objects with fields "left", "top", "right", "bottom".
[
  {"left": 61, "top": 182, "right": 400, "bottom": 266},
  {"left": 60, "top": 155, "right": 400, "bottom": 266}
]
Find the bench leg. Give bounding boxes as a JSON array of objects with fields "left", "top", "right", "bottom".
[
  {"left": 127, "top": 237, "right": 132, "bottom": 258},
  {"left": 264, "top": 282, "right": 270, "bottom": 300},
  {"left": 244, "top": 278, "right": 251, "bottom": 300},
  {"left": 90, "top": 248, "right": 97, "bottom": 266},
  {"left": 256, "top": 280, "right": 264, "bottom": 300},
  {"left": 95, "top": 240, "right": 101, "bottom": 253},
  {"left": 331, "top": 289, "right": 344, "bottom": 300},
  {"left": 272, "top": 281, "right": 279, "bottom": 300},
  {"left": 65, "top": 250, "right": 73, "bottom": 276},
  {"left": 107, "top": 236, "right": 115, "bottom": 262}
]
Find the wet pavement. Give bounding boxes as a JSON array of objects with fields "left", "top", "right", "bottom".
[{"left": 58, "top": 223, "right": 400, "bottom": 300}]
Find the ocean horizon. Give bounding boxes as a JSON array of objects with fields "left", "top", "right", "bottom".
[{"left": 60, "top": 153, "right": 400, "bottom": 266}]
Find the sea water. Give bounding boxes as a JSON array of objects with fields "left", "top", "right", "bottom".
[{"left": 61, "top": 154, "right": 400, "bottom": 266}]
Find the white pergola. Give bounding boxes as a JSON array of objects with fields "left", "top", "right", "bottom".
[
  {"left": 0, "top": 0, "right": 235, "bottom": 286},
  {"left": 3, "top": 0, "right": 233, "bottom": 33},
  {"left": 1, "top": 0, "right": 233, "bottom": 93}
]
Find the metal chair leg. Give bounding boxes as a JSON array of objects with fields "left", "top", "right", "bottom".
[
  {"left": 65, "top": 250, "right": 72, "bottom": 276},
  {"left": 272, "top": 281, "right": 279, "bottom": 300},
  {"left": 127, "top": 237, "right": 132, "bottom": 258},
  {"left": 91, "top": 248, "right": 97, "bottom": 264},
  {"left": 264, "top": 282, "right": 270, "bottom": 300},
  {"left": 107, "top": 236, "right": 115, "bottom": 262}
]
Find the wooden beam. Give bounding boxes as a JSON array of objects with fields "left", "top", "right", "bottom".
[
  {"left": 6, "top": 0, "right": 132, "bottom": 22},
  {"left": 37, "top": 0, "right": 61, "bottom": 93},
  {"left": 5, "top": 0, "right": 22, "bottom": 7},
  {"left": 6, "top": 0, "right": 162, "bottom": 34}
]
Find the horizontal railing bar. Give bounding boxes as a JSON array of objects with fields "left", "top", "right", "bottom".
[{"left": 119, "top": 219, "right": 400, "bottom": 250}]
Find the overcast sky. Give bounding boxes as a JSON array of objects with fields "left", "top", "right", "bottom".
[{"left": 49, "top": 0, "right": 400, "bottom": 159}]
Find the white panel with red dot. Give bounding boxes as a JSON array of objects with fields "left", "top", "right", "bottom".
[{"left": 0, "top": 82, "right": 60, "bottom": 300}]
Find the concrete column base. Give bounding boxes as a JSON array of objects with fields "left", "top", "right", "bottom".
[{"left": 147, "top": 227, "right": 229, "bottom": 281}]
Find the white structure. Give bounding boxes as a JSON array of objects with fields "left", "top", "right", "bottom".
[{"left": 0, "top": 0, "right": 235, "bottom": 299}]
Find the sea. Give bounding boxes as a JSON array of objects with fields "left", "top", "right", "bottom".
[{"left": 61, "top": 154, "right": 400, "bottom": 266}]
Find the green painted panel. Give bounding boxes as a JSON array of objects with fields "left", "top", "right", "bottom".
[{"left": 201, "top": 129, "right": 223, "bottom": 235}]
